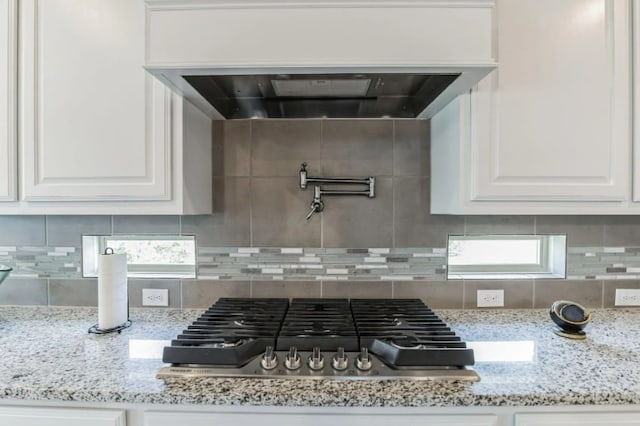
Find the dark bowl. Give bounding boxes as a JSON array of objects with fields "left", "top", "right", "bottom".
[
  {"left": 549, "top": 300, "right": 591, "bottom": 333},
  {"left": 0, "top": 265, "right": 11, "bottom": 286}
]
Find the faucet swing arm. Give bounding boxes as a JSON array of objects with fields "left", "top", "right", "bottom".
[{"left": 300, "top": 163, "right": 376, "bottom": 220}]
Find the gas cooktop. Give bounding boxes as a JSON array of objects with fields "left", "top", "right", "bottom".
[{"left": 158, "top": 298, "right": 479, "bottom": 381}]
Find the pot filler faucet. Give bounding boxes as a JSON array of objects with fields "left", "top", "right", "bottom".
[{"left": 299, "top": 163, "right": 375, "bottom": 220}]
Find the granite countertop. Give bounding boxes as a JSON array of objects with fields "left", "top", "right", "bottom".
[{"left": 0, "top": 305, "right": 639, "bottom": 407}]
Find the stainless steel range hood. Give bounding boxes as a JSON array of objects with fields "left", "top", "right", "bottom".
[
  {"left": 180, "top": 73, "right": 459, "bottom": 119},
  {"left": 145, "top": 0, "right": 496, "bottom": 119}
]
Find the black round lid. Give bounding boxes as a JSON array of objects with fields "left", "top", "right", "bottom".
[{"left": 560, "top": 303, "right": 586, "bottom": 322}]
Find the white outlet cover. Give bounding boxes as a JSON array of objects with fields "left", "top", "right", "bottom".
[
  {"left": 614, "top": 289, "right": 640, "bottom": 306},
  {"left": 477, "top": 289, "right": 504, "bottom": 308},
  {"left": 142, "top": 288, "right": 169, "bottom": 307}
]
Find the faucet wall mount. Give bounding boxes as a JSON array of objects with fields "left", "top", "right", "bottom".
[{"left": 299, "top": 163, "right": 376, "bottom": 220}]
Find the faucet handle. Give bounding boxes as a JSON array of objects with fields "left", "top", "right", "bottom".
[
  {"left": 306, "top": 200, "right": 324, "bottom": 220},
  {"left": 299, "top": 162, "right": 308, "bottom": 189}
]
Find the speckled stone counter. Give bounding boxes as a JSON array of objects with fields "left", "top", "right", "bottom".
[{"left": 1, "top": 306, "right": 639, "bottom": 407}]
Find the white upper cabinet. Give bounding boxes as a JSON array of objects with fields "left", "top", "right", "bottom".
[
  {"left": 20, "top": 0, "right": 170, "bottom": 201},
  {"left": 0, "top": 0, "right": 17, "bottom": 202},
  {"left": 633, "top": 1, "right": 640, "bottom": 203},
  {"left": 2, "top": 0, "right": 212, "bottom": 214},
  {"left": 432, "top": 0, "right": 632, "bottom": 214}
]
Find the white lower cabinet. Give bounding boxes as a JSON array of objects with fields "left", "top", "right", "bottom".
[
  {"left": 145, "top": 411, "right": 499, "bottom": 426},
  {"left": 0, "top": 406, "right": 126, "bottom": 426},
  {"left": 515, "top": 412, "right": 640, "bottom": 425}
]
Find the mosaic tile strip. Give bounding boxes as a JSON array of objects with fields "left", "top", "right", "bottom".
[
  {"left": 3, "top": 245, "right": 640, "bottom": 281},
  {"left": 567, "top": 247, "right": 640, "bottom": 280},
  {"left": 0, "top": 246, "right": 81, "bottom": 278},
  {"left": 196, "top": 247, "right": 447, "bottom": 281}
]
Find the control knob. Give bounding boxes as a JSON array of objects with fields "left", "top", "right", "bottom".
[
  {"left": 307, "top": 347, "right": 324, "bottom": 370},
  {"left": 260, "top": 345, "right": 278, "bottom": 370},
  {"left": 355, "top": 347, "right": 372, "bottom": 371},
  {"left": 331, "top": 347, "right": 348, "bottom": 371},
  {"left": 284, "top": 346, "right": 301, "bottom": 370}
]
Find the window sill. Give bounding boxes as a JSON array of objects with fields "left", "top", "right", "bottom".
[{"left": 447, "top": 273, "right": 566, "bottom": 280}]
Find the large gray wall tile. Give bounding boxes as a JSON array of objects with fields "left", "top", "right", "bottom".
[
  {"left": 0, "top": 278, "right": 47, "bottom": 305},
  {"left": 322, "top": 177, "right": 393, "bottom": 247},
  {"left": 394, "top": 120, "right": 429, "bottom": 176},
  {"left": 604, "top": 217, "right": 640, "bottom": 246},
  {"left": 463, "top": 280, "right": 533, "bottom": 309},
  {"left": 603, "top": 280, "right": 640, "bottom": 308},
  {"left": 321, "top": 120, "right": 393, "bottom": 176},
  {"left": 252, "top": 177, "right": 321, "bottom": 247},
  {"left": 182, "top": 178, "right": 251, "bottom": 246},
  {"left": 47, "top": 216, "right": 111, "bottom": 247},
  {"left": 393, "top": 281, "right": 463, "bottom": 308},
  {"left": 113, "top": 216, "right": 180, "bottom": 234},
  {"left": 252, "top": 281, "right": 321, "bottom": 299},
  {"left": 322, "top": 281, "right": 392, "bottom": 299},
  {"left": 0, "top": 216, "right": 46, "bottom": 245},
  {"left": 128, "top": 279, "right": 181, "bottom": 308},
  {"left": 182, "top": 280, "right": 250, "bottom": 308},
  {"left": 49, "top": 279, "right": 97, "bottom": 306},
  {"left": 213, "top": 120, "right": 250, "bottom": 177},
  {"left": 394, "top": 177, "right": 464, "bottom": 247},
  {"left": 536, "top": 216, "right": 604, "bottom": 247},
  {"left": 465, "top": 216, "right": 535, "bottom": 235},
  {"left": 252, "top": 120, "right": 322, "bottom": 176},
  {"left": 533, "top": 280, "right": 603, "bottom": 309}
]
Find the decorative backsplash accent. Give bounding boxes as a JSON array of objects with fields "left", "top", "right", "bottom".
[
  {"left": 197, "top": 247, "right": 447, "bottom": 281},
  {"left": 566, "top": 247, "right": 640, "bottom": 280},
  {"left": 0, "top": 246, "right": 80, "bottom": 278},
  {"left": 5, "top": 244, "right": 640, "bottom": 281}
]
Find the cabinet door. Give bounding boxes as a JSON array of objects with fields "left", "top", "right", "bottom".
[
  {"left": 515, "top": 412, "right": 640, "bottom": 425},
  {"left": 0, "top": 0, "right": 17, "bottom": 201},
  {"left": 0, "top": 406, "right": 125, "bottom": 426},
  {"left": 633, "top": 0, "right": 640, "bottom": 202},
  {"left": 146, "top": 411, "right": 498, "bottom": 426},
  {"left": 471, "top": 0, "right": 630, "bottom": 202},
  {"left": 19, "top": 0, "right": 171, "bottom": 201}
]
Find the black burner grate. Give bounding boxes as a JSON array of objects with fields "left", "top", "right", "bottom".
[
  {"left": 351, "top": 299, "right": 475, "bottom": 367},
  {"left": 277, "top": 299, "right": 358, "bottom": 351},
  {"left": 162, "top": 297, "right": 474, "bottom": 369},
  {"left": 162, "top": 298, "right": 288, "bottom": 366}
]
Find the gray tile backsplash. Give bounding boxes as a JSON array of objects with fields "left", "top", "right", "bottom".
[
  {"left": 1, "top": 119, "right": 640, "bottom": 309},
  {"left": 182, "top": 177, "right": 251, "bottom": 246}
]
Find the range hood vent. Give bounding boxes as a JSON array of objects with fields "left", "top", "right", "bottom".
[
  {"left": 145, "top": 0, "right": 496, "bottom": 119},
  {"left": 183, "top": 73, "right": 459, "bottom": 119},
  {"left": 271, "top": 78, "right": 372, "bottom": 98}
]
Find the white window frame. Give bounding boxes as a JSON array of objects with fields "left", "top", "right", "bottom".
[
  {"left": 82, "top": 235, "right": 196, "bottom": 279},
  {"left": 446, "top": 234, "right": 566, "bottom": 280}
]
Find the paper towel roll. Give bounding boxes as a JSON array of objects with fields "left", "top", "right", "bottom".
[{"left": 98, "top": 250, "right": 128, "bottom": 330}]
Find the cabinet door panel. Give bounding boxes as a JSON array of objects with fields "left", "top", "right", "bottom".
[
  {"left": 0, "top": 406, "right": 125, "bottom": 426},
  {"left": 0, "top": 0, "right": 17, "bottom": 201},
  {"left": 633, "top": 0, "right": 640, "bottom": 202},
  {"left": 515, "top": 412, "right": 640, "bottom": 425},
  {"left": 19, "top": 0, "right": 171, "bottom": 201},
  {"left": 146, "top": 411, "right": 498, "bottom": 426},
  {"left": 472, "top": 0, "right": 629, "bottom": 201}
]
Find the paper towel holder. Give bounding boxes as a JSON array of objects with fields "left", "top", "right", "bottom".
[{"left": 88, "top": 247, "right": 133, "bottom": 335}]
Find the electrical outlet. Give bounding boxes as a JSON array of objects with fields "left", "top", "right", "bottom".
[
  {"left": 615, "top": 289, "right": 640, "bottom": 306},
  {"left": 142, "top": 288, "right": 169, "bottom": 307},
  {"left": 477, "top": 289, "right": 504, "bottom": 308}
]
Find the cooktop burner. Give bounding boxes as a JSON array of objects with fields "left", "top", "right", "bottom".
[{"left": 158, "top": 298, "right": 479, "bottom": 381}]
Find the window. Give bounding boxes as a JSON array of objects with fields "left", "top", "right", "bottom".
[
  {"left": 447, "top": 235, "right": 566, "bottom": 279},
  {"left": 82, "top": 235, "right": 196, "bottom": 278}
]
